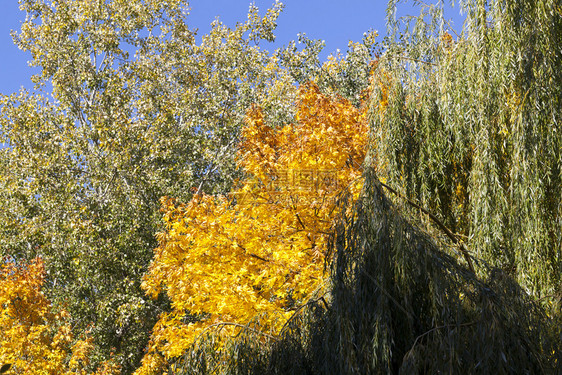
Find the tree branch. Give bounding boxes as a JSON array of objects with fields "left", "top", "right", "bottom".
[
  {"left": 380, "top": 181, "right": 475, "bottom": 273},
  {"left": 201, "top": 321, "right": 279, "bottom": 341}
]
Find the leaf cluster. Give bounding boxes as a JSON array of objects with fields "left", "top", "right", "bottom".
[
  {"left": 136, "top": 83, "right": 369, "bottom": 374},
  {"left": 0, "top": 257, "right": 120, "bottom": 374}
]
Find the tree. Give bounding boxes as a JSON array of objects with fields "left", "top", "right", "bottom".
[
  {"left": 0, "top": 257, "right": 120, "bottom": 374},
  {"left": 277, "top": 30, "right": 379, "bottom": 106},
  {"left": 136, "top": 83, "right": 369, "bottom": 374},
  {"left": 0, "top": 0, "right": 297, "bottom": 371},
  {"left": 371, "top": 0, "right": 562, "bottom": 298},
  {"left": 254, "top": 166, "right": 560, "bottom": 374}
]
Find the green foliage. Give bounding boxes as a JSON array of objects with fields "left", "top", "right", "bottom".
[
  {"left": 318, "top": 167, "right": 560, "bottom": 374},
  {"left": 0, "top": 0, "right": 297, "bottom": 371},
  {"left": 277, "top": 30, "right": 379, "bottom": 106},
  {"left": 372, "top": 0, "right": 562, "bottom": 297}
]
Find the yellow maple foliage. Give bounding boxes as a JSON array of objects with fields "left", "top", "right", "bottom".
[
  {"left": 136, "top": 83, "right": 368, "bottom": 373},
  {"left": 0, "top": 258, "right": 119, "bottom": 375}
]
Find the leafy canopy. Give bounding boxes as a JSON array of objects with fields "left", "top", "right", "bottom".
[
  {"left": 0, "top": 0, "right": 297, "bottom": 371},
  {"left": 372, "top": 0, "right": 562, "bottom": 297},
  {"left": 136, "top": 83, "right": 368, "bottom": 374}
]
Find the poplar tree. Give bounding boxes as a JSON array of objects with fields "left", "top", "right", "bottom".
[{"left": 0, "top": 0, "right": 295, "bottom": 371}]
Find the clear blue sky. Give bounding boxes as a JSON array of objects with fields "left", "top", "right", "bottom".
[{"left": 0, "top": 1, "right": 464, "bottom": 95}]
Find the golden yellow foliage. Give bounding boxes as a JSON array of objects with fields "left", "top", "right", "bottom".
[
  {"left": 441, "top": 32, "right": 454, "bottom": 51},
  {"left": 136, "top": 83, "right": 368, "bottom": 374},
  {"left": 0, "top": 258, "right": 119, "bottom": 375}
]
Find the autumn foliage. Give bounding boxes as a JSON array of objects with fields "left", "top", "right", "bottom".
[
  {"left": 0, "top": 258, "right": 119, "bottom": 375},
  {"left": 2, "top": 1, "right": 562, "bottom": 373},
  {"left": 135, "top": 83, "right": 368, "bottom": 373}
]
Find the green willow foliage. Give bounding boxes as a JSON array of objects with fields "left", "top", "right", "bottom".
[{"left": 373, "top": 0, "right": 562, "bottom": 298}]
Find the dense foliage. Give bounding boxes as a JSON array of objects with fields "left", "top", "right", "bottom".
[
  {"left": 135, "top": 83, "right": 367, "bottom": 374},
  {"left": 0, "top": 0, "right": 298, "bottom": 371},
  {"left": 372, "top": 0, "right": 562, "bottom": 298},
  {"left": 187, "top": 167, "right": 558, "bottom": 374},
  {"left": 0, "top": 258, "right": 120, "bottom": 374},
  {"left": 0, "top": 0, "right": 561, "bottom": 373}
]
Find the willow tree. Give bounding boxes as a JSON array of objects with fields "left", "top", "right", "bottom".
[
  {"left": 371, "top": 0, "right": 562, "bottom": 298},
  {"left": 270, "top": 166, "right": 559, "bottom": 374}
]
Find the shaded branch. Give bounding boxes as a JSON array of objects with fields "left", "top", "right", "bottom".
[
  {"left": 409, "top": 321, "right": 479, "bottom": 352},
  {"left": 380, "top": 181, "right": 475, "bottom": 273},
  {"left": 204, "top": 322, "right": 279, "bottom": 342},
  {"left": 279, "top": 291, "right": 330, "bottom": 335}
]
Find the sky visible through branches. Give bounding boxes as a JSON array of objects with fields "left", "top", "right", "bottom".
[{"left": 0, "top": 0, "right": 464, "bottom": 95}]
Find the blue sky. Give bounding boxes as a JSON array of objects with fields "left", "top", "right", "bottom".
[{"left": 0, "top": 1, "right": 464, "bottom": 95}]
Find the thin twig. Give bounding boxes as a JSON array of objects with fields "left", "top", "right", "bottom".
[
  {"left": 279, "top": 291, "right": 330, "bottom": 334},
  {"left": 196, "top": 321, "right": 279, "bottom": 342},
  {"left": 409, "top": 320, "right": 479, "bottom": 350},
  {"left": 295, "top": 213, "right": 306, "bottom": 231},
  {"left": 236, "top": 243, "right": 269, "bottom": 263},
  {"left": 397, "top": 55, "right": 438, "bottom": 66}
]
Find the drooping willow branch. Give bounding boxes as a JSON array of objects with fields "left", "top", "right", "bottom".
[
  {"left": 279, "top": 291, "right": 330, "bottom": 335},
  {"left": 380, "top": 181, "right": 475, "bottom": 273},
  {"left": 408, "top": 320, "right": 479, "bottom": 353},
  {"left": 197, "top": 321, "right": 279, "bottom": 342}
]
